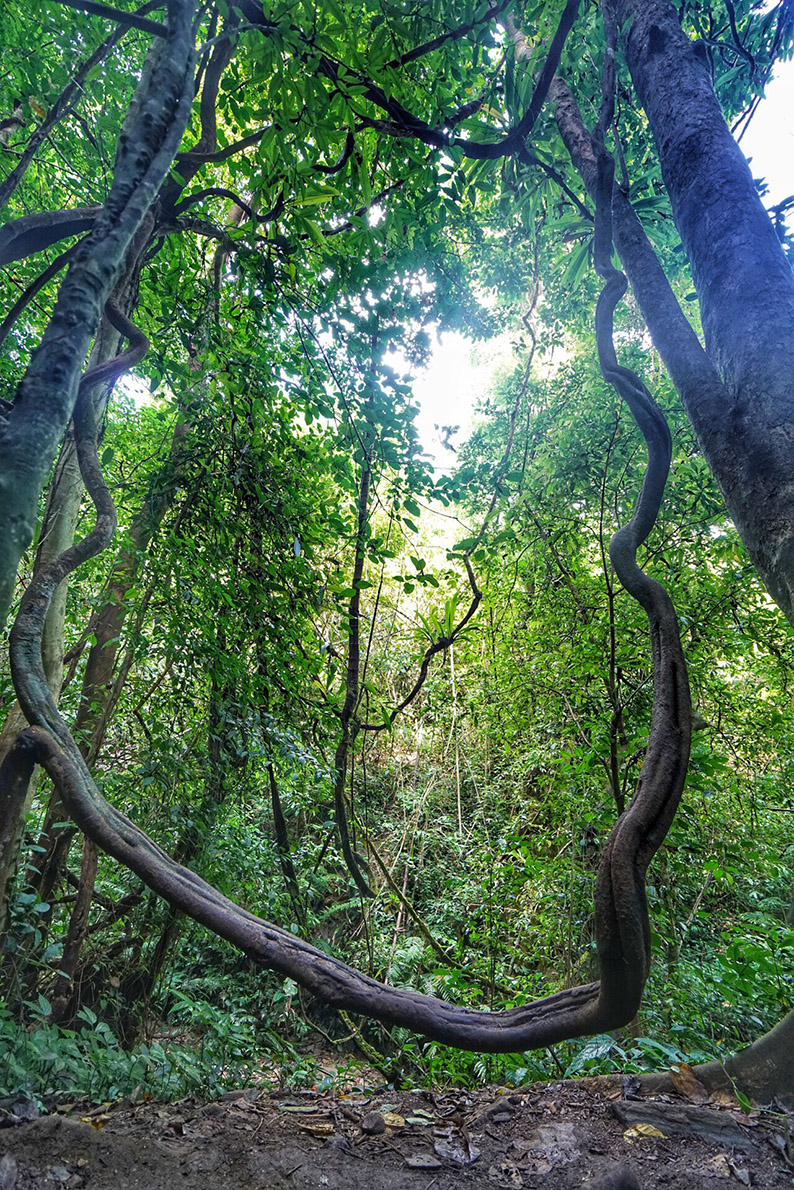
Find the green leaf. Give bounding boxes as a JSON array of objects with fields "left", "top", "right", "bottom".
[{"left": 296, "top": 188, "right": 339, "bottom": 206}]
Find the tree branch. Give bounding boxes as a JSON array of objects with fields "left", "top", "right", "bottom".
[
  {"left": 0, "top": 2, "right": 197, "bottom": 631},
  {"left": 0, "top": 242, "right": 81, "bottom": 348},
  {"left": 0, "top": 208, "right": 100, "bottom": 268},
  {"left": 358, "top": 558, "right": 482, "bottom": 732},
  {"left": 240, "top": 0, "right": 579, "bottom": 163},
  {"left": 0, "top": 2, "right": 164, "bottom": 212},
  {"left": 51, "top": 0, "right": 167, "bottom": 37},
  {"left": 549, "top": 74, "right": 726, "bottom": 428},
  {"left": 385, "top": 0, "right": 510, "bottom": 69}
]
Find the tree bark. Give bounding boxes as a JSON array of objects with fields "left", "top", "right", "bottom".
[
  {"left": 607, "top": 0, "right": 794, "bottom": 626},
  {"left": 28, "top": 414, "right": 188, "bottom": 913},
  {"left": 0, "top": 261, "right": 148, "bottom": 935},
  {"left": 698, "top": 1009, "right": 794, "bottom": 1100},
  {"left": 0, "top": 1, "right": 196, "bottom": 630},
  {"left": 554, "top": 0, "right": 794, "bottom": 1103}
]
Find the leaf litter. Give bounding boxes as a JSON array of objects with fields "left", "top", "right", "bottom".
[{"left": 1, "top": 1076, "right": 793, "bottom": 1189}]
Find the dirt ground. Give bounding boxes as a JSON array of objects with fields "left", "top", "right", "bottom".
[{"left": 1, "top": 1075, "right": 793, "bottom": 1189}]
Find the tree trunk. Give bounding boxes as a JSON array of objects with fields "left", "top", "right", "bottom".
[
  {"left": 555, "top": 0, "right": 794, "bottom": 1104},
  {"left": 0, "top": 13, "right": 196, "bottom": 631},
  {"left": 0, "top": 267, "right": 146, "bottom": 936},
  {"left": 696, "top": 1009, "right": 794, "bottom": 1101},
  {"left": 28, "top": 416, "right": 188, "bottom": 933},
  {"left": 610, "top": 0, "right": 794, "bottom": 1104},
  {"left": 609, "top": 0, "right": 794, "bottom": 625}
]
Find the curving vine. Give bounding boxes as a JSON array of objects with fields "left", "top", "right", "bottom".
[{"left": 3, "top": 110, "right": 692, "bottom": 1054}]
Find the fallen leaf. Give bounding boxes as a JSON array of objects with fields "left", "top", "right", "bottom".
[
  {"left": 623, "top": 1124, "right": 666, "bottom": 1141},
  {"left": 729, "top": 1110, "right": 759, "bottom": 1128},
  {"left": 409, "top": 1108, "right": 435, "bottom": 1120},
  {"left": 404, "top": 1154, "right": 442, "bottom": 1169},
  {"left": 728, "top": 1157, "right": 751, "bottom": 1186},
  {"left": 702, "top": 1154, "right": 732, "bottom": 1179},
  {"left": 711, "top": 1090, "right": 740, "bottom": 1110},
  {"left": 670, "top": 1063, "right": 710, "bottom": 1105},
  {"left": 434, "top": 1136, "right": 481, "bottom": 1165},
  {"left": 297, "top": 1122, "right": 335, "bottom": 1136},
  {"left": 488, "top": 1159, "right": 524, "bottom": 1187},
  {"left": 406, "top": 1116, "right": 434, "bottom": 1126}
]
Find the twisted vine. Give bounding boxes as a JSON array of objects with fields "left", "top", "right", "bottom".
[
  {"left": 4, "top": 75, "right": 690, "bottom": 1048},
  {"left": 588, "top": 30, "right": 691, "bottom": 1025}
]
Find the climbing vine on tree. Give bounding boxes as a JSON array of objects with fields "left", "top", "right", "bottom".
[{"left": 1, "top": 0, "right": 794, "bottom": 1100}]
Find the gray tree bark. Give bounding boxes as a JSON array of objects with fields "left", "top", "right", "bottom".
[
  {"left": 600, "top": 0, "right": 794, "bottom": 1101},
  {"left": 609, "top": 0, "right": 794, "bottom": 626}
]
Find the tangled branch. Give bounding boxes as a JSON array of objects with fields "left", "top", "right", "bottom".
[
  {"left": 3, "top": 13, "right": 691, "bottom": 1054},
  {"left": 6, "top": 188, "right": 690, "bottom": 1057}
]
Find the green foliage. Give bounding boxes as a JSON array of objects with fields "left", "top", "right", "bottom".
[
  {"left": 2, "top": 0, "right": 793, "bottom": 1102},
  {"left": 0, "top": 997, "right": 283, "bottom": 1105}
]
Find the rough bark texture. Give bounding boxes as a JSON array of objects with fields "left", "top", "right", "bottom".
[
  {"left": 0, "top": 270, "right": 148, "bottom": 931},
  {"left": 608, "top": 0, "right": 794, "bottom": 626},
  {"left": 553, "top": 0, "right": 794, "bottom": 1102},
  {"left": 0, "top": 1, "right": 196, "bottom": 630},
  {"left": 697, "top": 1009, "right": 794, "bottom": 1101}
]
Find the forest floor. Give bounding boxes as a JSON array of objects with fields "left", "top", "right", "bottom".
[{"left": 1, "top": 1073, "right": 793, "bottom": 1189}]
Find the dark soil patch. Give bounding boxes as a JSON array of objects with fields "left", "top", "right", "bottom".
[{"left": 1, "top": 1079, "right": 792, "bottom": 1189}]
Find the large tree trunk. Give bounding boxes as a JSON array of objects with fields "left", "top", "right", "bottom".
[
  {"left": 609, "top": 0, "right": 794, "bottom": 624},
  {"left": 0, "top": 12, "right": 196, "bottom": 631},
  {"left": 697, "top": 1010, "right": 794, "bottom": 1101},
  {"left": 601, "top": 0, "right": 794, "bottom": 1103},
  {"left": 553, "top": 0, "right": 794, "bottom": 1105}
]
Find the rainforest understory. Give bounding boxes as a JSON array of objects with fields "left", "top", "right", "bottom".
[{"left": 1, "top": 0, "right": 794, "bottom": 1164}]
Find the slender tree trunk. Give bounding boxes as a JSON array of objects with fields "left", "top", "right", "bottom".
[
  {"left": 0, "top": 254, "right": 148, "bottom": 936},
  {"left": 121, "top": 622, "right": 233, "bottom": 1027},
  {"left": 332, "top": 449, "right": 373, "bottom": 898},
  {"left": 28, "top": 416, "right": 188, "bottom": 923},
  {"left": 49, "top": 838, "right": 97, "bottom": 1021}
]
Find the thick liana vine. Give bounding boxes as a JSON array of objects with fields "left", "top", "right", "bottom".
[
  {"left": 2, "top": 43, "right": 691, "bottom": 1054},
  {"left": 586, "top": 26, "right": 692, "bottom": 1028}
]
